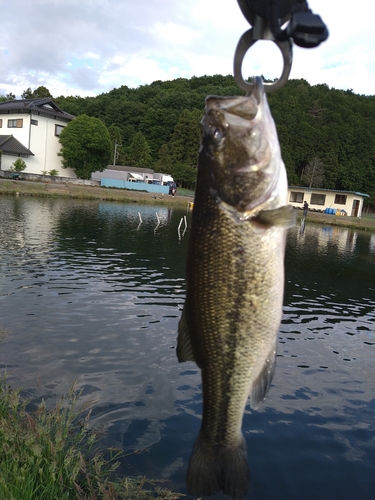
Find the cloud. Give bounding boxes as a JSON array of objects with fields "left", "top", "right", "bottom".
[
  {"left": 153, "top": 22, "right": 199, "bottom": 46},
  {"left": 99, "top": 55, "right": 184, "bottom": 90},
  {"left": 0, "top": 0, "right": 374, "bottom": 97}
]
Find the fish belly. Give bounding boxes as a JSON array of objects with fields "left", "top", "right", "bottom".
[{"left": 179, "top": 202, "right": 285, "bottom": 498}]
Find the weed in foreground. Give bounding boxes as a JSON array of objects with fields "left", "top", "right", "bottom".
[{"left": 0, "top": 377, "right": 183, "bottom": 500}]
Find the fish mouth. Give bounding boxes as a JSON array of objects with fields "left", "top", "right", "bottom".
[
  {"left": 203, "top": 78, "right": 283, "bottom": 214},
  {"left": 205, "top": 95, "right": 258, "bottom": 123},
  {"left": 205, "top": 77, "right": 263, "bottom": 118}
]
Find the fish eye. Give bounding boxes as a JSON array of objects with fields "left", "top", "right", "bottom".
[{"left": 210, "top": 127, "right": 224, "bottom": 144}]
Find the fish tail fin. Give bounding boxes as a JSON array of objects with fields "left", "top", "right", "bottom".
[{"left": 186, "top": 433, "right": 250, "bottom": 499}]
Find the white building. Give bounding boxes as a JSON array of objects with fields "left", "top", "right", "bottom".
[
  {"left": 288, "top": 186, "right": 369, "bottom": 217},
  {"left": 0, "top": 98, "right": 75, "bottom": 177}
]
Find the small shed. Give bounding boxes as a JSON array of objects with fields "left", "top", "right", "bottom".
[{"left": 288, "top": 186, "right": 369, "bottom": 217}]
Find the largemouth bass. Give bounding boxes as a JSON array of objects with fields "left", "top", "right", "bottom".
[{"left": 177, "top": 77, "right": 295, "bottom": 499}]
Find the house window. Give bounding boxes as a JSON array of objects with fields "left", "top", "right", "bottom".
[
  {"left": 0, "top": 119, "right": 2, "bottom": 128},
  {"left": 55, "top": 124, "right": 65, "bottom": 136},
  {"left": 8, "top": 119, "right": 23, "bottom": 128},
  {"left": 310, "top": 193, "right": 326, "bottom": 205},
  {"left": 289, "top": 191, "right": 304, "bottom": 203},
  {"left": 31, "top": 119, "right": 38, "bottom": 126},
  {"left": 334, "top": 194, "right": 347, "bottom": 204}
]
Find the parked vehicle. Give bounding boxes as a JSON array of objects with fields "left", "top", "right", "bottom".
[
  {"left": 153, "top": 173, "right": 175, "bottom": 186},
  {"left": 7, "top": 172, "right": 20, "bottom": 180}
]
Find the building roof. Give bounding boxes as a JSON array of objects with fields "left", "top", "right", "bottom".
[
  {"left": 129, "top": 172, "right": 144, "bottom": 180},
  {"left": 107, "top": 165, "right": 154, "bottom": 174},
  {"left": 288, "top": 186, "right": 369, "bottom": 198},
  {"left": 0, "top": 98, "right": 75, "bottom": 122},
  {"left": 0, "top": 135, "right": 34, "bottom": 156}
]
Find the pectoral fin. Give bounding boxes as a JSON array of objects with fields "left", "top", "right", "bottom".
[
  {"left": 177, "top": 305, "right": 195, "bottom": 362},
  {"left": 255, "top": 205, "right": 296, "bottom": 228},
  {"left": 250, "top": 343, "right": 277, "bottom": 409}
]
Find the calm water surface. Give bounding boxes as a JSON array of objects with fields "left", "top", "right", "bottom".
[{"left": 0, "top": 196, "right": 374, "bottom": 500}]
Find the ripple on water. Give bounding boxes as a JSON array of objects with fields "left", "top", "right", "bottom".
[{"left": 1, "top": 198, "right": 374, "bottom": 500}]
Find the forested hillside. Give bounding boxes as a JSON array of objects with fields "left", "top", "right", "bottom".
[{"left": 54, "top": 75, "right": 375, "bottom": 204}]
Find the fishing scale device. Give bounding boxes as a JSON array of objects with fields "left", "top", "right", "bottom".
[{"left": 234, "top": 0, "right": 329, "bottom": 92}]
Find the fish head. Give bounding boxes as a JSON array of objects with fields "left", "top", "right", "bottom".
[{"left": 200, "top": 77, "right": 286, "bottom": 214}]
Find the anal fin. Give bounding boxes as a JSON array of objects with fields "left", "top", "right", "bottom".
[{"left": 250, "top": 343, "right": 277, "bottom": 409}]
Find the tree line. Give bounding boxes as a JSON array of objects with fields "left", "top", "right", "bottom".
[{"left": 2, "top": 76, "right": 374, "bottom": 205}]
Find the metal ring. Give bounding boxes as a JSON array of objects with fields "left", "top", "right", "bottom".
[{"left": 233, "top": 28, "right": 293, "bottom": 93}]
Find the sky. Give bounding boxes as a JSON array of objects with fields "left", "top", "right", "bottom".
[{"left": 1, "top": 0, "right": 374, "bottom": 98}]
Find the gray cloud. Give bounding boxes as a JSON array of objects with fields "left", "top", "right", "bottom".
[{"left": 1, "top": 0, "right": 374, "bottom": 97}]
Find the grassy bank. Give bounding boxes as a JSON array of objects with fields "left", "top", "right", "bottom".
[
  {"left": 0, "top": 377, "right": 182, "bottom": 500},
  {"left": 296, "top": 209, "right": 375, "bottom": 232},
  {"left": 0, "top": 179, "right": 193, "bottom": 209}
]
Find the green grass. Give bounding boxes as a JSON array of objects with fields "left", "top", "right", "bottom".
[
  {"left": 174, "top": 188, "right": 194, "bottom": 198},
  {"left": 0, "top": 179, "right": 190, "bottom": 208},
  {"left": 0, "top": 377, "right": 183, "bottom": 500},
  {"left": 296, "top": 209, "right": 375, "bottom": 232}
]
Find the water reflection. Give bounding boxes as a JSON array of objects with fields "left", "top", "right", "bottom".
[
  {"left": 294, "top": 219, "right": 360, "bottom": 254},
  {"left": 370, "top": 233, "right": 375, "bottom": 253},
  {"left": 0, "top": 197, "right": 374, "bottom": 500}
]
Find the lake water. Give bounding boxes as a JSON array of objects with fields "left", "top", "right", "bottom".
[{"left": 0, "top": 196, "right": 374, "bottom": 500}]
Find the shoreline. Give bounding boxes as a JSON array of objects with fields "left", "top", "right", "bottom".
[
  {"left": 295, "top": 209, "right": 375, "bottom": 232},
  {"left": 1, "top": 178, "right": 374, "bottom": 232},
  {"left": 0, "top": 178, "right": 191, "bottom": 208}
]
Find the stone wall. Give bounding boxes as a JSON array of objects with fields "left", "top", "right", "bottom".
[{"left": 0, "top": 170, "right": 100, "bottom": 187}]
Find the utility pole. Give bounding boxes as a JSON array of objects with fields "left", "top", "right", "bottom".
[{"left": 113, "top": 141, "right": 121, "bottom": 166}]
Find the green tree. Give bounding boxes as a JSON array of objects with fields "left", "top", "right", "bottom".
[
  {"left": 22, "top": 86, "right": 53, "bottom": 99},
  {"left": 108, "top": 124, "right": 123, "bottom": 145},
  {"left": 123, "top": 131, "right": 152, "bottom": 168},
  {"left": 171, "top": 162, "right": 197, "bottom": 189},
  {"left": 168, "top": 109, "right": 201, "bottom": 167},
  {"left": 167, "top": 109, "right": 201, "bottom": 188},
  {"left": 0, "top": 92, "right": 16, "bottom": 101},
  {"left": 47, "top": 75, "right": 375, "bottom": 207},
  {"left": 155, "top": 144, "right": 173, "bottom": 174},
  {"left": 58, "top": 114, "right": 112, "bottom": 179},
  {"left": 140, "top": 107, "right": 179, "bottom": 161},
  {"left": 322, "top": 150, "right": 339, "bottom": 189},
  {"left": 107, "top": 125, "right": 123, "bottom": 165},
  {"left": 10, "top": 158, "right": 27, "bottom": 172}
]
